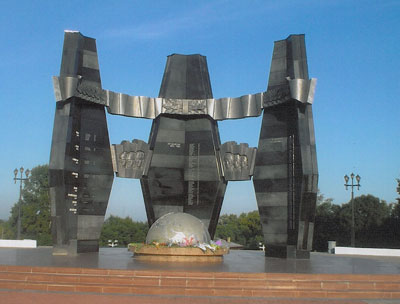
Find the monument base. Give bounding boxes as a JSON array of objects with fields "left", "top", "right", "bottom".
[
  {"left": 0, "top": 248, "right": 400, "bottom": 300},
  {"left": 130, "top": 245, "right": 229, "bottom": 262}
]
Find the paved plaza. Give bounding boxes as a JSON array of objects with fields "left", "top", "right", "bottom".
[{"left": 0, "top": 247, "right": 399, "bottom": 274}]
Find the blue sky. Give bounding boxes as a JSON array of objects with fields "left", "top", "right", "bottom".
[{"left": 0, "top": 0, "right": 399, "bottom": 221}]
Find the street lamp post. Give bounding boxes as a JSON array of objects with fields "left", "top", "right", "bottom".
[
  {"left": 344, "top": 173, "right": 361, "bottom": 247},
  {"left": 13, "top": 167, "right": 30, "bottom": 240}
]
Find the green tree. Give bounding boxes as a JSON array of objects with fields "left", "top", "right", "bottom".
[
  {"left": 397, "top": 179, "right": 400, "bottom": 203},
  {"left": 340, "top": 195, "right": 390, "bottom": 231},
  {"left": 313, "top": 194, "right": 343, "bottom": 252},
  {"left": 238, "top": 211, "right": 263, "bottom": 249},
  {"left": 384, "top": 179, "right": 400, "bottom": 248},
  {"left": 8, "top": 165, "right": 51, "bottom": 245},
  {"left": 0, "top": 219, "right": 14, "bottom": 239},
  {"left": 1, "top": 219, "right": 15, "bottom": 239},
  {"left": 0, "top": 219, "right": 4, "bottom": 238},
  {"left": 99, "top": 216, "right": 148, "bottom": 247},
  {"left": 215, "top": 211, "right": 263, "bottom": 249},
  {"left": 339, "top": 194, "right": 394, "bottom": 248},
  {"left": 393, "top": 179, "right": 400, "bottom": 219},
  {"left": 215, "top": 214, "right": 244, "bottom": 245},
  {"left": 216, "top": 214, "right": 238, "bottom": 241}
]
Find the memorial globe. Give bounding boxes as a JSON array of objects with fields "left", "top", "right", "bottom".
[{"left": 146, "top": 212, "right": 211, "bottom": 246}]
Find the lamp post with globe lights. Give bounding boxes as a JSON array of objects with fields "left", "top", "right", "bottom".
[
  {"left": 344, "top": 173, "right": 361, "bottom": 247},
  {"left": 13, "top": 167, "right": 30, "bottom": 240}
]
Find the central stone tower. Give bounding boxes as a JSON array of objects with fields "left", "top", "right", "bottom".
[{"left": 141, "top": 54, "right": 227, "bottom": 237}]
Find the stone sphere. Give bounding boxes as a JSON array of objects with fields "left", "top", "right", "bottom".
[{"left": 146, "top": 212, "right": 211, "bottom": 245}]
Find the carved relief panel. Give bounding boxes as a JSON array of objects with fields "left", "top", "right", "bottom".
[
  {"left": 112, "top": 139, "right": 152, "bottom": 179},
  {"left": 220, "top": 141, "right": 257, "bottom": 181}
]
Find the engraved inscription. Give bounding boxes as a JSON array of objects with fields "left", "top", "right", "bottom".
[
  {"left": 167, "top": 142, "right": 181, "bottom": 148},
  {"left": 288, "top": 134, "right": 295, "bottom": 230},
  {"left": 187, "top": 143, "right": 200, "bottom": 206}
]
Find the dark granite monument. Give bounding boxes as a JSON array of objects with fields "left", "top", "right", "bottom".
[{"left": 49, "top": 31, "right": 318, "bottom": 258}]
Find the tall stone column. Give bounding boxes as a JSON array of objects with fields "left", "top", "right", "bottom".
[
  {"left": 49, "top": 32, "right": 114, "bottom": 255},
  {"left": 141, "top": 54, "right": 227, "bottom": 238}
]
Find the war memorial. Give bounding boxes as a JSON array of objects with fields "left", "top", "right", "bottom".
[
  {"left": 0, "top": 32, "right": 399, "bottom": 301},
  {"left": 49, "top": 31, "right": 318, "bottom": 259}
]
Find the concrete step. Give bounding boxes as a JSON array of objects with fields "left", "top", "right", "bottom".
[{"left": 0, "top": 265, "right": 399, "bottom": 299}]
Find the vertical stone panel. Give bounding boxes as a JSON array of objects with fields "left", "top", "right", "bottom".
[
  {"left": 254, "top": 35, "right": 318, "bottom": 258},
  {"left": 49, "top": 32, "right": 114, "bottom": 255},
  {"left": 141, "top": 54, "right": 226, "bottom": 238}
]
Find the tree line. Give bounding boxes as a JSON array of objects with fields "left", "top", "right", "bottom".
[
  {"left": 1, "top": 165, "right": 51, "bottom": 245},
  {"left": 2, "top": 164, "right": 399, "bottom": 251},
  {"left": 314, "top": 192, "right": 400, "bottom": 251}
]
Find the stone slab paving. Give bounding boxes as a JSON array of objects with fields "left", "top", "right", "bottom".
[
  {"left": 0, "top": 247, "right": 399, "bottom": 274},
  {"left": 0, "top": 290, "right": 386, "bottom": 304},
  {"left": 1, "top": 248, "right": 399, "bottom": 301}
]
